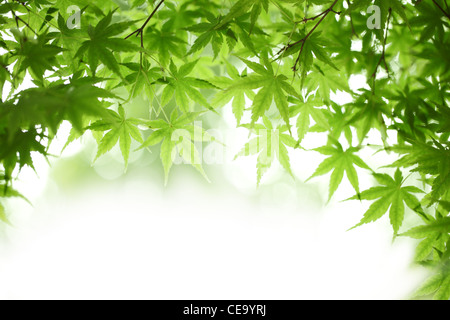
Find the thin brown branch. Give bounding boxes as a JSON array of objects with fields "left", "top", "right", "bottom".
[
  {"left": 10, "top": 9, "right": 37, "bottom": 36},
  {"left": 279, "top": 1, "right": 341, "bottom": 54},
  {"left": 296, "top": 10, "right": 326, "bottom": 23},
  {"left": 287, "top": 0, "right": 341, "bottom": 71},
  {"left": 124, "top": 0, "right": 165, "bottom": 47},
  {"left": 294, "top": 8, "right": 341, "bottom": 24},
  {"left": 432, "top": 0, "right": 450, "bottom": 19}
]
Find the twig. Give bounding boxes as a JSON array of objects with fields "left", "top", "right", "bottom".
[
  {"left": 124, "top": 0, "right": 165, "bottom": 48},
  {"left": 432, "top": 0, "right": 450, "bottom": 19},
  {"left": 346, "top": 0, "right": 358, "bottom": 38},
  {"left": 296, "top": 10, "right": 328, "bottom": 23},
  {"left": 10, "top": 8, "right": 37, "bottom": 36},
  {"left": 296, "top": 8, "right": 340, "bottom": 24},
  {"left": 371, "top": 8, "right": 392, "bottom": 93},
  {"left": 276, "top": 0, "right": 341, "bottom": 72},
  {"left": 276, "top": 14, "right": 298, "bottom": 76},
  {"left": 13, "top": 0, "right": 63, "bottom": 34}
]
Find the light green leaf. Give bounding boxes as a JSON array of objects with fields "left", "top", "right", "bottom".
[
  {"left": 351, "top": 170, "right": 426, "bottom": 234},
  {"left": 308, "top": 141, "right": 372, "bottom": 201}
]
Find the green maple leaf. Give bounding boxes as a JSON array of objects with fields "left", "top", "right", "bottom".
[
  {"left": 410, "top": 214, "right": 450, "bottom": 301},
  {"left": 346, "top": 88, "right": 391, "bottom": 143},
  {"left": 235, "top": 116, "right": 298, "bottom": 186},
  {"left": 348, "top": 0, "right": 409, "bottom": 36},
  {"left": 216, "top": 0, "right": 268, "bottom": 32},
  {"left": 287, "top": 33, "right": 340, "bottom": 71},
  {"left": 346, "top": 0, "right": 372, "bottom": 12},
  {"left": 211, "top": 59, "right": 255, "bottom": 125},
  {"left": 15, "top": 33, "right": 64, "bottom": 81},
  {"left": 52, "top": 0, "right": 107, "bottom": 18},
  {"left": 413, "top": 235, "right": 439, "bottom": 262},
  {"left": 55, "top": 13, "right": 86, "bottom": 58},
  {"left": 0, "top": 127, "right": 47, "bottom": 179},
  {"left": 216, "top": 54, "right": 300, "bottom": 132},
  {"left": 374, "top": 0, "right": 409, "bottom": 34},
  {"left": 382, "top": 0, "right": 409, "bottom": 27},
  {"left": 144, "top": 29, "right": 186, "bottom": 67},
  {"left": 75, "top": 11, "right": 140, "bottom": 77},
  {"left": 307, "top": 139, "right": 372, "bottom": 201},
  {"left": 139, "top": 110, "right": 213, "bottom": 185},
  {"left": 185, "top": 17, "right": 238, "bottom": 58},
  {"left": 121, "top": 61, "right": 161, "bottom": 99},
  {"left": 413, "top": 271, "right": 450, "bottom": 301},
  {"left": 402, "top": 217, "right": 450, "bottom": 240},
  {"left": 389, "top": 83, "right": 438, "bottom": 135},
  {"left": 435, "top": 104, "right": 450, "bottom": 135},
  {"left": 88, "top": 105, "right": 145, "bottom": 169},
  {"left": 1, "top": 80, "right": 113, "bottom": 140},
  {"left": 410, "top": 1, "right": 447, "bottom": 42},
  {"left": 248, "top": 0, "right": 268, "bottom": 34},
  {"left": 406, "top": 205, "right": 449, "bottom": 263},
  {"left": 160, "top": 60, "right": 217, "bottom": 113},
  {"left": 158, "top": 1, "right": 200, "bottom": 38},
  {"left": 217, "top": 0, "right": 257, "bottom": 28},
  {"left": 324, "top": 103, "right": 354, "bottom": 145},
  {"left": 305, "top": 63, "right": 350, "bottom": 105},
  {"left": 289, "top": 96, "right": 330, "bottom": 143},
  {"left": 390, "top": 140, "right": 450, "bottom": 204},
  {"left": 349, "top": 169, "right": 425, "bottom": 234}
]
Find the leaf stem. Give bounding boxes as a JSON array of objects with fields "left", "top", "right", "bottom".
[
  {"left": 432, "top": 0, "right": 450, "bottom": 20},
  {"left": 295, "top": 8, "right": 340, "bottom": 24},
  {"left": 276, "top": 0, "right": 341, "bottom": 72},
  {"left": 10, "top": 7, "right": 37, "bottom": 36},
  {"left": 140, "top": 65, "right": 170, "bottom": 122},
  {"left": 371, "top": 8, "right": 392, "bottom": 93},
  {"left": 346, "top": 0, "right": 358, "bottom": 37},
  {"left": 275, "top": 17, "right": 297, "bottom": 76},
  {"left": 124, "top": 0, "right": 165, "bottom": 48}
]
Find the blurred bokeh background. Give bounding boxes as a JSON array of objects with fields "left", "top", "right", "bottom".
[{"left": 0, "top": 114, "right": 428, "bottom": 300}]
